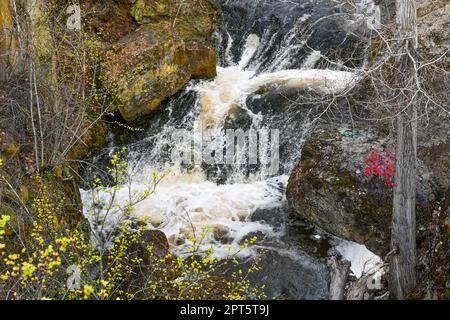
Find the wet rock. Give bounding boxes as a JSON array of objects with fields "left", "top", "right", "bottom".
[
  {"left": 102, "top": 0, "right": 219, "bottom": 121},
  {"left": 251, "top": 206, "right": 331, "bottom": 258},
  {"left": 212, "top": 224, "right": 233, "bottom": 244},
  {"left": 287, "top": 127, "right": 437, "bottom": 256},
  {"left": 284, "top": 221, "right": 332, "bottom": 259},
  {"left": 239, "top": 231, "right": 267, "bottom": 245},
  {"left": 247, "top": 248, "right": 330, "bottom": 300},
  {"left": 128, "top": 229, "right": 170, "bottom": 260}
]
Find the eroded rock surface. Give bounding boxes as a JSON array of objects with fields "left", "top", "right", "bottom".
[{"left": 102, "top": 0, "right": 219, "bottom": 120}]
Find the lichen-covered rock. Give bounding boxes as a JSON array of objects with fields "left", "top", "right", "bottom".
[
  {"left": 131, "top": 0, "right": 219, "bottom": 38},
  {"left": 287, "top": 127, "right": 436, "bottom": 256},
  {"left": 102, "top": 0, "right": 219, "bottom": 121}
]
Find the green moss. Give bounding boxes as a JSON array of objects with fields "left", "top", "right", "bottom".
[
  {"left": 69, "top": 120, "right": 108, "bottom": 161},
  {"left": 3, "top": 143, "right": 19, "bottom": 158},
  {"left": 98, "top": 0, "right": 219, "bottom": 121},
  {"left": 332, "top": 169, "right": 358, "bottom": 190}
]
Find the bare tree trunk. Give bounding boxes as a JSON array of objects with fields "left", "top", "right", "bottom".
[
  {"left": 328, "top": 257, "right": 350, "bottom": 300},
  {"left": 396, "top": 0, "right": 418, "bottom": 48},
  {"left": 389, "top": 0, "right": 418, "bottom": 299},
  {"left": 390, "top": 106, "right": 417, "bottom": 299}
]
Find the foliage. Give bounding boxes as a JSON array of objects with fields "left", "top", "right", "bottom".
[
  {"left": 0, "top": 151, "right": 264, "bottom": 300},
  {"left": 363, "top": 149, "right": 396, "bottom": 188}
]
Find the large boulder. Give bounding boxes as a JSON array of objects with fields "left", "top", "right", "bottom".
[
  {"left": 111, "top": 227, "right": 170, "bottom": 299},
  {"left": 286, "top": 127, "right": 437, "bottom": 256},
  {"left": 102, "top": 0, "right": 219, "bottom": 121}
]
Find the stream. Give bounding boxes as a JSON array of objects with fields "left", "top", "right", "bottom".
[{"left": 80, "top": 0, "right": 382, "bottom": 299}]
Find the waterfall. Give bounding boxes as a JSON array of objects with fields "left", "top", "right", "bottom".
[{"left": 81, "top": 0, "right": 379, "bottom": 299}]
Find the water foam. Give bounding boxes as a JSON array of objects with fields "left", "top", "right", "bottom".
[
  {"left": 81, "top": 33, "right": 357, "bottom": 258},
  {"left": 81, "top": 167, "right": 287, "bottom": 256},
  {"left": 196, "top": 34, "right": 355, "bottom": 130}
]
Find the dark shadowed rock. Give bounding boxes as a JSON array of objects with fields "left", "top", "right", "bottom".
[
  {"left": 128, "top": 229, "right": 170, "bottom": 261},
  {"left": 248, "top": 248, "right": 330, "bottom": 300}
]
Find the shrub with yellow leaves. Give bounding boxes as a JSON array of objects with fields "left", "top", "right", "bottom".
[{"left": 0, "top": 150, "right": 265, "bottom": 300}]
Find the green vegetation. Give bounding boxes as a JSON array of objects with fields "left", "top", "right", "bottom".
[{"left": 0, "top": 151, "right": 265, "bottom": 300}]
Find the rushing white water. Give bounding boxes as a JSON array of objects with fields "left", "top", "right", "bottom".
[
  {"left": 80, "top": 33, "right": 367, "bottom": 269},
  {"left": 196, "top": 34, "right": 355, "bottom": 130},
  {"left": 82, "top": 167, "right": 287, "bottom": 256}
]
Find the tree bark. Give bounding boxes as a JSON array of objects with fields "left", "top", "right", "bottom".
[
  {"left": 390, "top": 105, "right": 417, "bottom": 299},
  {"left": 328, "top": 257, "right": 350, "bottom": 300},
  {"left": 396, "top": 0, "right": 418, "bottom": 48},
  {"left": 389, "top": 0, "right": 418, "bottom": 300}
]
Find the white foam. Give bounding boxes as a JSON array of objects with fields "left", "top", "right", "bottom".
[
  {"left": 336, "top": 240, "right": 383, "bottom": 278},
  {"left": 195, "top": 34, "right": 356, "bottom": 130},
  {"left": 81, "top": 169, "right": 288, "bottom": 257},
  {"left": 301, "top": 50, "right": 322, "bottom": 69},
  {"left": 81, "top": 33, "right": 357, "bottom": 260},
  {"left": 238, "top": 34, "right": 260, "bottom": 69}
]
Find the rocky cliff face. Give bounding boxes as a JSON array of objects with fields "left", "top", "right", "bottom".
[{"left": 102, "top": 0, "right": 219, "bottom": 121}]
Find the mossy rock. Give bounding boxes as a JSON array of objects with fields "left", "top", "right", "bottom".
[
  {"left": 101, "top": 0, "right": 219, "bottom": 121},
  {"left": 27, "top": 173, "right": 85, "bottom": 229},
  {"left": 69, "top": 119, "right": 109, "bottom": 162},
  {"left": 287, "top": 127, "right": 436, "bottom": 256},
  {"left": 130, "top": 0, "right": 219, "bottom": 38},
  {"left": 102, "top": 22, "right": 217, "bottom": 120}
]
